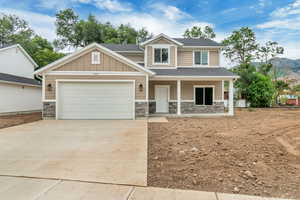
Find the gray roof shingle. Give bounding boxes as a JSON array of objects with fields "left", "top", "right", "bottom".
[
  {"left": 173, "top": 38, "right": 222, "bottom": 47},
  {"left": 0, "top": 73, "right": 41, "bottom": 86},
  {"left": 150, "top": 67, "right": 237, "bottom": 77},
  {"left": 100, "top": 43, "right": 143, "bottom": 52}
]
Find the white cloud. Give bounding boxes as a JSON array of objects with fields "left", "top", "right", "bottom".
[
  {"left": 149, "top": 3, "right": 191, "bottom": 20},
  {"left": 271, "top": 0, "right": 300, "bottom": 18},
  {"left": 94, "top": 0, "right": 132, "bottom": 12},
  {"left": 37, "top": 0, "right": 73, "bottom": 9},
  {"left": 1, "top": 8, "right": 56, "bottom": 41}
]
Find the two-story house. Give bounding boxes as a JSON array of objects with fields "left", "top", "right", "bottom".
[{"left": 34, "top": 33, "right": 238, "bottom": 119}]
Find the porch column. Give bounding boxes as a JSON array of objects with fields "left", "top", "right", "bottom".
[
  {"left": 177, "top": 80, "right": 181, "bottom": 115},
  {"left": 228, "top": 79, "right": 234, "bottom": 116}
]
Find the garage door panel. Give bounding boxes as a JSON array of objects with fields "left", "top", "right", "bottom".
[{"left": 58, "top": 82, "right": 134, "bottom": 119}]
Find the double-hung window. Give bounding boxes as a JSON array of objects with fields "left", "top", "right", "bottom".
[
  {"left": 154, "top": 47, "right": 169, "bottom": 64},
  {"left": 194, "top": 86, "right": 214, "bottom": 105},
  {"left": 194, "top": 51, "right": 209, "bottom": 66}
]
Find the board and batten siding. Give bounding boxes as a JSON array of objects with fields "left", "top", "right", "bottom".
[
  {"left": 54, "top": 49, "right": 137, "bottom": 72},
  {"left": 44, "top": 75, "right": 146, "bottom": 100},
  {"left": 177, "top": 48, "right": 220, "bottom": 66}
]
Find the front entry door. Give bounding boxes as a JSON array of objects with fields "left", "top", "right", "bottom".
[{"left": 155, "top": 86, "right": 169, "bottom": 113}]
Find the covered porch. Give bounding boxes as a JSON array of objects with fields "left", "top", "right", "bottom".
[{"left": 148, "top": 78, "right": 234, "bottom": 116}]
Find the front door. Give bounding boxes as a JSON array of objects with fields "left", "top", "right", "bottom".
[{"left": 155, "top": 86, "right": 169, "bottom": 113}]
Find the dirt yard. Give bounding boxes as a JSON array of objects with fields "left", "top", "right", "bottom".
[
  {"left": 148, "top": 109, "right": 300, "bottom": 199},
  {"left": 0, "top": 112, "right": 42, "bottom": 129}
]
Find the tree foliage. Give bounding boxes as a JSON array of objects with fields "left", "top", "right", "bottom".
[
  {"left": 245, "top": 72, "right": 275, "bottom": 107},
  {"left": 183, "top": 26, "right": 216, "bottom": 39},
  {"left": 54, "top": 9, "right": 152, "bottom": 49},
  {"left": 222, "top": 27, "right": 258, "bottom": 65},
  {"left": 0, "top": 13, "right": 64, "bottom": 67}
]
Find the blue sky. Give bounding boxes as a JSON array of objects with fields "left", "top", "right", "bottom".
[{"left": 1, "top": 0, "right": 300, "bottom": 60}]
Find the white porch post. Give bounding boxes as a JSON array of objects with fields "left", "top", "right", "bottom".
[
  {"left": 228, "top": 79, "right": 234, "bottom": 116},
  {"left": 177, "top": 80, "right": 181, "bottom": 115}
]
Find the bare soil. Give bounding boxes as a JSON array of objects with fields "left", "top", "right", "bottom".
[
  {"left": 0, "top": 112, "right": 42, "bottom": 129},
  {"left": 148, "top": 108, "right": 300, "bottom": 199}
]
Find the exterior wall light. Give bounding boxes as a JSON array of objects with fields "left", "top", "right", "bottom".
[
  {"left": 47, "top": 83, "right": 53, "bottom": 91},
  {"left": 139, "top": 83, "right": 143, "bottom": 92}
]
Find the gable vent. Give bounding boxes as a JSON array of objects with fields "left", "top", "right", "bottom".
[{"left": 91, "top": 51, "right": 101, "bottom": 64}]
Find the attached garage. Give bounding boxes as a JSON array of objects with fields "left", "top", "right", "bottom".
[{"left": 57, "top": 80, "right": 135, "bottom": 119}]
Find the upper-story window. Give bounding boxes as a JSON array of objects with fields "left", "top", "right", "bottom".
[
  {"left": 194, "top": 51, "right": 209, "bottom": 66},
  {"left": 154, "top": 47, "right": 169, "bottom": 64}
]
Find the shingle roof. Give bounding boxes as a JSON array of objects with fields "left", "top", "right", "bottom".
[
  {"left": 173, "top": 38, "right": 222, "bottom": 47},
  {"left": 0, "top": 73, "right": 41, "bottom": 86},
  {"left": 100, "top": 43, "right": 143, "bottom": 52},
  {"left": 0, "top": 44, "right": 15, "bottom": 49},
  {"left": 150, "top": 67, "right": 237, "bottom": 77}
]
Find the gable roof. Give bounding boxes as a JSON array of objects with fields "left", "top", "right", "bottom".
[
  {"left": 173, "top": 38, "right": 222, "bottom": 47},
  {"left": 34, "top": 43, "right": 155, "bottom": 76},
  {"left": 0, "top": 72, "right": 41, "bottom": 87},
  {"left": 0, "top": 44, "right": 38, "bottom": 68},
  {"left": 101, "top": 43, "right": 143, "bottom": 52},
  {"left": 140, "top": 33, "right": 184, "bottom": 46}
]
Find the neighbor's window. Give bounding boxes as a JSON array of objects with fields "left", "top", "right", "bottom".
[
  {"left": 194, "top": 51, "right": 208, "bottom": 65},
  {"left": 194, "top": 87, "right": 213, "bottom": 105},
  {"left": 91, "top": 51, "right": 100, "bottom": 64},
  {"left": 154, "top": 48, "right": 169, "bottom": 64}
]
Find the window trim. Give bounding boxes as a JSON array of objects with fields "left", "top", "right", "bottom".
[
  {"left": 91, "top": 51, "right": 101, "bottom": 64},
  {"left": 152, "top": 45, "right": 170, "bottom": 65},
  {"left": 193, "top": 50, "right": 210, "bottom": 67},
  {"left": 193, "top": 85, "right": 215, "bottom": 106}
]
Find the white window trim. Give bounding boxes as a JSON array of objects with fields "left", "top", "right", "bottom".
[
  {"left": 193, "top": 50, "right": 210, "bottom": 67},
  {"left": 193, "top": 85, "right": 215, "bottom": 106},
  {"left": 152, "top": 45, "right": 170, "bottom": 65},
  {"left": 91, "top": 51, "right": 101, "bottom": 64}
]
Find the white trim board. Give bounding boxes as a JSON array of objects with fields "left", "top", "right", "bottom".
[
  {"left": 34, "top": 43, "right": 155, "bottom": 76},
  {"left": 140, "top": 33, "right": 183, "bottom": 46},
  {"left": 45, "top": 71, "right": 146, "bottom": 76}
]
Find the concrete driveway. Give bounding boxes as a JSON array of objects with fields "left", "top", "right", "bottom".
[{"left": 0, "top": 120, "right": 147, "bottom": 186}]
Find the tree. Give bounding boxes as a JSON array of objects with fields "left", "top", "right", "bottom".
[
  {"left": 136, "top": 28, "right": 153, "bottom": 43},
  {"left": 54, "top": 9, "right": 152, "bottom": 49},
  {"left": 0, "top": 13, "right": 34, "bottom": 46},
  {"left": 257, "top": 41, "right": 284, "bottom": 64},
  {"left": 245, "top": 72, "right": 275, "bottom": 107},
  {"left": 183, "top": 26, "right": 216, "bottom": 39},
  {"left": 274, "top": 80, "right": 290, "bottom": 104},
  {"left": 292, "top": 84, "right": 300, "bottom": 92},
  {"left": 222, "top": 27, "right": 258, "bottom": 65},
  {"left": 33, "top": 49, "right": 64, "bottom": 68}
]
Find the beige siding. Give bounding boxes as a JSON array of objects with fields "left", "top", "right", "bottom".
[
  {"left": 149, "top": 81, "right": 177, "bottom": 100},
  {"left": 54, "top": 49, "right": 137, "bottom": 72},
  {"left": 181, "top": 81, "right": 222, "bottom": 101},
  {"left": 146, "top": 45, "right": 176, "bottom": 67},
  {"left": 45, "top": 75, "right": 146, "bottom": 100},
  {"left": 177, "top": 48, "right": 220, "bottom": 66},
  {"left": 119, "top": 53, "right": 144, "bottom": 63}
]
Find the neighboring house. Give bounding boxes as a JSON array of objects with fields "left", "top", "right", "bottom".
[
  {"left": 0, "top": 44, "right": 42, "bottom": 114},
  {"left": 34, "top": 33, "right": 238, "bottom": 120}
]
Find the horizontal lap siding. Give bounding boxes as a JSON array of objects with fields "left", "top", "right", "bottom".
[
  {"left": 54, "top": 49, "right": 137, "bottom": 72},
  {"left": 149, "top": 81, "right": 177, "bottom": 100},
  {"left": 178, "top": 48, "right": 220, "bottom": 66},
  {"left": 181, "top": 81, "right": 222, "bottom": 101},
  {"left": 44, "top": 75, "right": 146, "bottom": 100}
]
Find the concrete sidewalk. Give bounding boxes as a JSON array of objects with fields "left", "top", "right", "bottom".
[{"left": 0, "top": 176, "right": 294, "bottom": 200}]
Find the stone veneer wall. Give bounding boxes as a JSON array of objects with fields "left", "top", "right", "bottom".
[
  {"left": 43, "top": 102, "right": 56, "bottom": 118},
  {"left": 149, "top": 101, "right": 177, "bottom": 114},
  {"left": 43, "top": 102, "right": 148, "bottom": 119},
  {"left": 135, "top": 102, "right": 148, "bottom": 117},
  {"left": 181, "top": 102, "right": 225, "bottom": 114}
]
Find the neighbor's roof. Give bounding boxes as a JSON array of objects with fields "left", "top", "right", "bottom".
[
  {"left": 100, "top": 43, "right": 143, "bottom": 52},
  {"left": 173, "top": 38, "right": 222, "bottom": 47},
  {"left": 150, "top": 67, "right": 238, "bottom": 78},
  {"left": 0, "top": 72, "right": 41, "bottom": 87},
  {"left": 0, "top": 44, "right": 14, "bottom": 49}
]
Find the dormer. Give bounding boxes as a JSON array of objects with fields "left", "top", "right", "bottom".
[{"left": 140, "top": 33, "right": 183, "bottom": 68}]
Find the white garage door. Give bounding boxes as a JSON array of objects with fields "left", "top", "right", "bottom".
[{"left": 57, "top": 81, "right": 134, "bottom": 119}]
